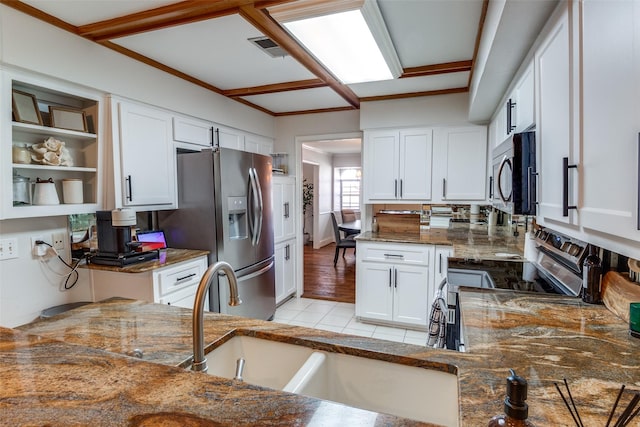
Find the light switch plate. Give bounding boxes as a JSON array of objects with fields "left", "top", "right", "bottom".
[{"left": 0, "top": 238, "right": 19, "bottom": 260}]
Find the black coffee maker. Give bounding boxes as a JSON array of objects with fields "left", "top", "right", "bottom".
[{"left": 91, "top": 209, "right": 158, "bottom": 266}]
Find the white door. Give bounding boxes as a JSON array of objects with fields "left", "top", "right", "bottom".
[
  {"left": 283, "top": 240, "right": 297, "bottom": 298},
  {"left": 356, "top": 263, "right": 394, "bottom": 322},
  {"left": 399, "top": 128, "right": 433, "bottom": 200},
  {"left": 438, "top": 126, "right": 487, "bottom": 201},
  {"left": 118, "top": 101, "right": 175, "bottom": 207},
  {"left": 172, "top": 115, "right": 212, "bottom": 147},
  {"left": 282, "top": 181, "right": 296, "bottom": 240},
  {"left": 365, "top": 130, "right": 400, "bottom": 201},
  {"left": 536, "top": 7, "right": 576, "bottom": 224},
  {"left": 581, "top": 0, "right": 640, "bottom": 243},
  {"left": 393, "top": 264, "right": 429, "bottom": 326},
  {"left": 515, "top": 62, "right": 535, "bottom": 133},
  {"left": 274, "top": 241, "right": 286, "bottom": 303}
]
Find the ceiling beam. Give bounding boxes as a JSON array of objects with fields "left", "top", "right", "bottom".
[
  {"left": 401, "top": 60, "right": 472, "bottom": 78},
  {"left": 0, "top": 0, "right": 79, "bottom": 34},
  {"left": 222, "top": 79, "right": 327, "bottom": 97},
  {"left": 360, "top": 86, "right": 469, "bottom": 103},
  {"left": 468, "top": 0, "right": 489, "bottom": 87},
  {"left": 239, "top": 4, "right": 360, "bottom": 109},
  {"left": 274, "top": 105, "right": 357, "bottom": 117},
  {"left": 77, "top": 0, "right": 298, "bottom": 42}
]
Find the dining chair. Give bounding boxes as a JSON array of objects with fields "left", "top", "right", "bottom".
[
  {"left": 330, "top": 212, "right": 356, "bottom": 266},
  {"left": 340, "top": 209, "right": 359, "bottom": 237}
]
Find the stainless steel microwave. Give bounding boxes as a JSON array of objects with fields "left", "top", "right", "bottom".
[{"left": 491, "top": 131, "right": 537, "bottom": 215}]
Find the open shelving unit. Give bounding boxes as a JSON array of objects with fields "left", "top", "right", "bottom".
[{"left": 2, "top": 69, "right": 103, "bottom": 219}]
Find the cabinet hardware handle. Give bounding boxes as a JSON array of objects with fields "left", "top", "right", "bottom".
[
  {"left": 562, "top": 157, "right": 578, "bottom": 217},
  {"left": 176, "top": 273, "right": 197, "bottom": 283},
  {"left": 394, "top": 179, "right": 398, "bottom": 198},
  {"left": 394, "top": 268, "right": 398, "bottom": 288},
  {"left": 399, "top": 179, "right": 403, "bottom": 198},
  {"left": 442, "top": 178, "right": 446, "bottom": 199},
  {"left": 126, "top": 175, "right": 133, "bottom": 202},
  {"left": 507, "top": 99, "right": 517, "bottom": 133},
  {"left": 383, "top": 253, "right": 404, "bottom": 259},
  {"left": 389, "top": 268, "right": 392, "bottom": 288},
  {"left": 489, "top": 176, "right": 494, "bottom": 199},
  {"left": 284, "top": 202, "right": 289, "bottom": 218},
  {"left": 527, "top": 166, "right": 539, "bottom": 213},
  {"left": 439, "top": 253, "right": 443, "bottom": 274},
  {"left": 215, "top": 128, "right": 220, "bottom": 148},
  {"left": 637, "top": 133, "right": 640, "bottom": 230},
  {"left": 209, "top": 127, "right": 214, "bottom": 146},
  {"left": 285, "top": 244, "right": 290, "bottom": 260}
]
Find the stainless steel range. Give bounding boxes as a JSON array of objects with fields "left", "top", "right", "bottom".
[{"left": 444, "top": 226, "right": 587, "bottom": 351}]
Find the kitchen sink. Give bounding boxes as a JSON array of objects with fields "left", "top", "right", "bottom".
[{"left": 199, "top": 335, "right": 459, "bottom": 427}]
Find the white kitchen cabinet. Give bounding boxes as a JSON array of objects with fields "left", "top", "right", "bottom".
[
  {"left": 110, "top": 97, "right": 176, "bottom": 210},
  {"left": 275, "top": 239, "right": 296, "bottom": 304},
  {"left": 535, "top": 3, "right": 579, "bottom": 225},
  {"left": 364, "top": 128, "right": 433, "bottom": 202},
  {"left": 433, "top": 245, "right": 453, "bottom": 297},
  {"left": 434, "top": 126, "right": 488, "bottom": 201},
  {"left": 90, "top": 255, "right": 208, "bottom": 309},
  {"left": 580, "top": 0, "right": 640, "bottom": 244},
  {"left": 173, "top": 114, "right": 213, "bottom": 147},
  {"left": 514, "top": 62, "right": 535, "bottom": 133},
  {"left": 272, "top": 175, "right": 296, "bottom": 242},
  {"left": 1, "top": 69, "right": 103, "bottom": 219},
  {"left": 245, "top": 133, "right": 274, "bottom": 155},
  {"left": 356, "top": 241, "right": 433, "bottom": 329},
  {"left": 214, "top": 125, "right": 245, "bottom": 151}
]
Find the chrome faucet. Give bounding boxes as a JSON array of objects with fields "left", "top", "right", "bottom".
[{"left": 192, "top": 261, "right": 242, "bottom": 372}]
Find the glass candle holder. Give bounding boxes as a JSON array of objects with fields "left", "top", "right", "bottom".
[{"left": 630, "top": 302, "right": 640, "bottom": 338}]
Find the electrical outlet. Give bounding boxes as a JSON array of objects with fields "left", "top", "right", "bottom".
[
  {"left": 31, "top": 235, "right": 48, "bottom": 257},
  {"left": 0, "top": 238, "right": 19, "bottom": 260},
  {"left": 52, "top": 232, "right": 65, "bottom": 250}
]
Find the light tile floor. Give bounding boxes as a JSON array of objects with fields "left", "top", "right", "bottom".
[{"left": 274, "top": 297, "right": 429, "bottom": 346}]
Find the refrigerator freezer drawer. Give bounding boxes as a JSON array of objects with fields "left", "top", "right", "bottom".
[{"left": 219, "top": 258, "right": 276, "bottom": 320}]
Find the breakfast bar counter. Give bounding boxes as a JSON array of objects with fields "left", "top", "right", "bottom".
[{"left": 6, "top": 290, "right": 639, "bottom": 426}]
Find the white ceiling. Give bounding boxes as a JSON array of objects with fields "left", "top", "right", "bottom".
[
  {"left": 14, "top": 0, "right": 557, "bottom": 119},
  {"left": 303, "top": 138, "right": 362, "bottom": 154}
]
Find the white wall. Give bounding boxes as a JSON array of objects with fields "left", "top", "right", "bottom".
[
  {"left": 0, "top": 5, "right": 276, "bottom": 327},
  {"left": 0, "top": 217, "right": 92, "bottom": 327},
  {"left": 360, "top": 92, "right": 476, "bottom": 129},
  {"left": 302, "top": 148, "right": 334, "bottom": 248}
]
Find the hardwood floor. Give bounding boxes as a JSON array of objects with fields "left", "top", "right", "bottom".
[{"left": 301, "top": 243, "right": 355, "bottom": 303}]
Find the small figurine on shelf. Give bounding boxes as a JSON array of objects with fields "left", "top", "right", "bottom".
[{"left": 30, "top": 136, "right": 73, "bottom": 166}]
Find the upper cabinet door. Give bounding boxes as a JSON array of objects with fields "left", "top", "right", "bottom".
[
  {"left": 436, "top": 126, "right": 488, "bottom": 201},
  {"left": 117, "top": 100, "right": 176, "bottom": 208},
  {"left": 535, "top": 4, "right": 577, "bottom": 225},
  {"left": 580, "top": 0, "right": 640, "bottom": 245},
  {"left": 173, "top": 115, "right": 213, "bottom": 147},
  {"left": 215, "top": 125, "right": 245, "bottom": 151},
  {"left": 399, "top": 129, "right": 433, "bottom": 201},
  {"left": 364, "top": 130, "right": 401, "bottom": 201},
  {"left": 514, "top": 62, "right": 535, "bottom": 133}
]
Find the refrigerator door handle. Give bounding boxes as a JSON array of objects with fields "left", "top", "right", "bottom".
[
  {"left": 248, "top": 167, "right": 263, "bottom": 246},
  {"left": 236, "top": 260, "right": 274, "bottom": 282}
]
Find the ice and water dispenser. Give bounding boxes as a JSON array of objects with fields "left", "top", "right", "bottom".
[{"left": 228, "top": 196, "right": 248, "bottom": 240}]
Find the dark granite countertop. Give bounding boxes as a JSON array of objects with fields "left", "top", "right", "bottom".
[
  {"left": 357, "top": 223, "right": 525, "bottom": 261},
  {"left": 9, "top": 291, "right": 639, "bottom": 426}
]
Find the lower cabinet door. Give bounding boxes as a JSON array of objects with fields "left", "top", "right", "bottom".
[
  {"left": 159, "top": 283, "right": 200, "bottom": 309},
  {"left": 393, "top": 264, "right": 429, "bottom": 326},
  {"left": 275, "top": 239, "right": 296, "bottom": 304},
  {"left": 356, "top": 262, "right": 394, "bottom": 322}
]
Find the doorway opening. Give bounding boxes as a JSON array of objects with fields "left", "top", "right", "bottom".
[{"left": 298, "top": 135, "right": 362, "bottom": 303}]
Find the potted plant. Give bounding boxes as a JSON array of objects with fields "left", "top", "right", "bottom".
[{"left": 302, "top": 179, "right": 313, "bottom": 245}]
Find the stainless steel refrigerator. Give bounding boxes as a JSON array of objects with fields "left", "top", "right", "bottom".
[{"left": 158, "top": 148, "right": 275, "bottom": 320}]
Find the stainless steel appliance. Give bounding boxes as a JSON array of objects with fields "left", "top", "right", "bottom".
[
  {"left": 491, "top": 131, "right": 537, "bottom": 215},
  {"left": 158, "top": 148, "right": 275, "bottom": 320},
  {"left": 444, "top": 226, "right": 586, "bottom": 351}
]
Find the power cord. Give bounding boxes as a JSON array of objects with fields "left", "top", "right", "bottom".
[{"left": 34, "top": 240, "right": 81, "bottom": 290}]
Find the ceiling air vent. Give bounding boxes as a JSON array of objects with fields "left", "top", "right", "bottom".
[{"left": 249, "top": 36, "right": 289, "bottom": 58}]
